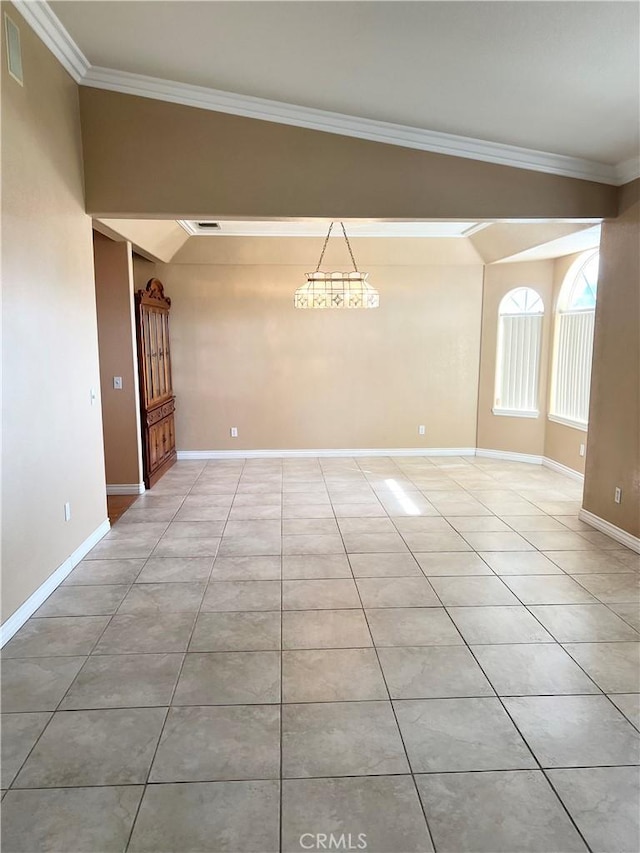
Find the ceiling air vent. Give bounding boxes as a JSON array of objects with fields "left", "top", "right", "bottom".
[
  {"left": 4, "top": 14, "right": 23, "bottom": 86},
  {"left": 197, "top": 222, "right": 221, "bottom": 230}
]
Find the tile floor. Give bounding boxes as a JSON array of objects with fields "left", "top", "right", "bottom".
[{"left": 2, "top": 456, "right": 639, "bottom": 853}]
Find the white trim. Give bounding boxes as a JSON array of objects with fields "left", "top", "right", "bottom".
[
  {"left": 542, "top": 457, "right": 584, "bottom": 483},
  {"left": 124, "top": 243, "right": 146, "bottom": 485},
  {"left": 476, "top": 448, "right": 544, "bottom": 465},
  {"left": 492, "top": 408, "right": 539, "bottom": 419},
  {"left": 615, "top": 157, "right": 640, "bottom": 186},
  {"left": 462, "top": 223, "right": 492, "bottom": 237},
  {"left": 12, "top": 0, "right": 89, "bottom": 82},
  {"left": 106, "top": 483, "right": 145, "bottom": 496},
  {"left": 476, "top": 448, "right": 584, "bottom": 481},
  {"left": 176, "top": 220, "right": 200, "bottom": 236},
  {"left": 177, "top": 448, "right": 477, "bottom": 460},
  {"left": 548, "top": 413, "right": 588, "bottom": 432},
  {"left": 0, "top": 519, "right": 111, "bottom": 647},
  {"left": 579, "top": 508, "right": 640, "bottom": 554}
]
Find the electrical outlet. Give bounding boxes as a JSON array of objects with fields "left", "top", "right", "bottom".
[
  {"left": 230, "top": 427, "right": 238, "bottom": 438},
  {"left": 64, "top": 502, "right": 71, "bottom": 522},
  {"left": 418, "top": 425, "right": 426, "bottom": 436},
  {"left": 614, "top": 487, "right": 622, "bottom": 504},
  {"left": 113, "top": 376, "right": 123, "bottom": 390},
  {"left": 579, "top": 443, "right": 585, "bottom": 457}
]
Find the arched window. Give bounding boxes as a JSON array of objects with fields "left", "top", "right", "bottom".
[
  {"left": 494, "top": 287, "right": 544, "bottom": 417},
  {"left": 550, "top": 251, "right": 598, "bottom": 428}
]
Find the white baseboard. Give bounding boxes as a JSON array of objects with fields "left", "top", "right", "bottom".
[
  {"left": 0, "top": 518, "right": 111, "bottom": 647},
  {"left": 476, "top": 448, "right": 543, "bottom": 465},
  {"left": 578, "top": 508, "right": 640, "bottom": 554},
  {"left": 177, "top": 447, "right": 477, "bottom": 460},
  {"left": 542, "top": 457, "right": 585, "bottom": 483},
  {"left": 106, "top": 483, "right": 146, "bottom": 495},
  {"left": 476, "top": 448, "right": 584, "bottom": 482}
]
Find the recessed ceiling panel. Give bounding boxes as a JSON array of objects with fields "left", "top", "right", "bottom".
[{"left": 177, "top": 220, "right": 480, "bottom": 238}]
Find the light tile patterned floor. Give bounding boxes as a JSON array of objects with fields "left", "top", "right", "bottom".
[{"left": 2, "top": 456, "right": 639, "bottom": 853}]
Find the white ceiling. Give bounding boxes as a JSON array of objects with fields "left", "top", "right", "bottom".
[{"left": 50, "top": 1, "right": 639, "bottom": 166}]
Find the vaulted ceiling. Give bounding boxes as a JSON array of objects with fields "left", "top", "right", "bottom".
[{"left": 47, "top": 0, "right": 639, "bottom": 176}]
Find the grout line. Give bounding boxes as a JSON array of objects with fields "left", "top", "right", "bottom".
[
  {"left": 278, "top": 461, "right": 284, "bottom": 853},
  {"left": 125, "top": 459, "right": 248, "bottom": 853},
  {"left": 4, "top": 456, "right": 638, "bottom": 850},
  {"left": 330, "top": 456, "right": 439, "bottom": 852}
]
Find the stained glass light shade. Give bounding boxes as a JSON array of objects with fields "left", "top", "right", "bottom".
[
  {"left": 294, "top": 271, "right": 380, "bottom": 309},
  {"left": 294, "top": 222, "right": 380, "bottom": 309}
]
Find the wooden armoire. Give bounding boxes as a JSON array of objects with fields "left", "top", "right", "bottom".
[{"left": 135, "top": 278, "right": 177, "bottom": 488}]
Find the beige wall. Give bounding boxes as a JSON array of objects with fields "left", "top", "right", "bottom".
[
  {"left": 477, "top": 261, "right": 554, "bottom": 456},
  {"left": 583, "top": 181, "right": 640, "bottom": 536},
  {"left": 1, "top": 6, "right": 107, "bottom": 622},
  {"left": 133, "top": 254, "right": 158, "bottom": 291},
  {"left": 93, "top": 232, "right": 143, "bottom": 487},
  {"left": 153, "top": 237, "right": 483, "bottom": 451},
  {"left": 78, "top": 88, "right": 618, "bottom": 221}
]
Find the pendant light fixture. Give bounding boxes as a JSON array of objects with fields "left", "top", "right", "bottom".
[{"left": 294, "top": 222, "right": 380, "bottom": 309}]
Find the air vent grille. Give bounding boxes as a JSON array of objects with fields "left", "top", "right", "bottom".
[
  {"left": 197, "top": 222, "right": 221, "bottom": 230},
  {"left": 4, "top": 14, "right": 23, "bottom": 86}
]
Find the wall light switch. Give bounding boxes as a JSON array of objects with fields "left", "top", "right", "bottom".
[
  {"left": 64, "top": 502, "right": 71, "bottom": 522},
  {"left": 614, "top": 487, "right": 622, "bottom": 504},
  {"left": 90, "top": 388, "right": 97, "bottom": 406},
  {"left": 230, "top": 427, "right": 238, "bottom": 438},
  {"left": 418, "top": 425, "right": 426, "bottom": 436},
  {"left": 113, "top": 376, "right": 123, "bottom": 390},
  {"left": 579, "top": 443, "right": 585, "bottom": 457}
]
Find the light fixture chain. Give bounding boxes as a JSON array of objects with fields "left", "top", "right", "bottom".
[
  {"left": 315, "top": 222, "right": 335, "bottom": 272},
  {"left": 340, "top": 222, "right": 359, "bottom": 272}
]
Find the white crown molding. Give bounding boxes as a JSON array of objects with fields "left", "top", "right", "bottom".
[
  {"left": 12, "top": 0, "right": 89, "bottom": 82},
  {"left": 16, "top": 1, "right": 633, "bottom": 186},
  {"left": 177, "top": 448, "right": 477, "bottom": 460},
  {"left": 579, "top": 508, "right": 640, "bottom": 554},
  {"left": 106, "top": 483, "right": 146, "bottom": 496},
  {"left": 0, "top": 518, "right": 110, "bottom": 646}
]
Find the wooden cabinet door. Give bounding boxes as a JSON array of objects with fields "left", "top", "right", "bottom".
[{"left": 136, "top": 279, "right": 177, "bottom": 489}]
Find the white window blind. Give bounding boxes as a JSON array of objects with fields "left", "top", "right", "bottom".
[
  {"left": 551, "top": 310, "right": 595, "bottom": 425},
  {"left": 550, "top": 251, "right": 598, "bottom": 428},
  {"left": 494, "top": 288, "right": 544, "bottom": 417},
  {"left": 495, "top": 315, "right": 543, "bottom": 414}
]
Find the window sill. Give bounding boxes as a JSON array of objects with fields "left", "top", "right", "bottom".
[
  {"left": 548, "top": 413, "right": 588, "bottom": 432},
  {"left": 492, "top": 408, "right": 539, "bottom": 419}
]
